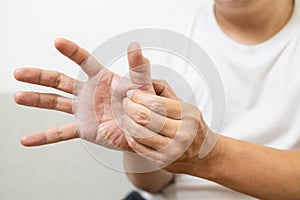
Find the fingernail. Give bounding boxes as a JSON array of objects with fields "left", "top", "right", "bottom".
[{"left": 126, "top": 89, "right": 135, "bottom": 99}]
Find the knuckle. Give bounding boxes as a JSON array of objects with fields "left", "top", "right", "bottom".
[
  {"left": 183, "top": 103, "right": 202, "bottom": 120},
  {"left": 133, "top": 108, "right": 150, "bottom": 125},
  {"left": 176, "top": 127, "right": 195, "bottom": 144},
  {"left": 176, "top": 133, "right": 191, "bottom": 144},
  {"left": 52, "top": 96, "right": 59, "bottom": 109},
  {"left": 149, "top": 101, "right": 165, "bottom": 115},
  {"left": 53, "top": 73, "right": 62, "bottom": 89},
  {"left": 56, "top": 127, "right": 64, "bottom": 141},
  {"left": 36, "top": 94, "right": 42, "bottom": 107},
  {"left": 190, "top": 112, "right": 201, "bottom": 125},
  {"left": 127, "top": 125, "right": 139, "bottom": 137},
  {"left": 127, "top": 137, "right": 138, "bottom": 149}
]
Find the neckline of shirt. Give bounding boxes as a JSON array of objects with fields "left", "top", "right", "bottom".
[{"left": 207, "top": 0, "right": 300, "bottom": 51}]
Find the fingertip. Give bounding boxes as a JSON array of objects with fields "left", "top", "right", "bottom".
[
  {"left": 20, "top": 136, "right": 29, "bottom": 146},
  {"left": 126, "top": 89, "right": 136, "bottom": 99},
  {"left": 128, "top": 42, "right": 143, "bottom": 60},
  {"left": 14, "top": 68, "right": 23, "bottom": 80},
  {"left": 14, "top": 92, "right": 23, "bottom": 104},
  {"left": 14, "top": 68, "right": 20, "bottom": 77},
  {"left": 20, "top": 134, "right": 45, "bottom": 147},
  {"left": 127, "top": 42, "right": 151, "bottom": 73},
  {"left": 54, "top": 37, "right": 66, "bottom": 45},
  {"left": 54, "top": 38, "right": 88, "bottom": 66},
  {"left": 54, "top": 38, "right": 67, "bottom": 50},
  {"left": 54, "top": 38, "right": 76, "bottom": 53},
  {"left": 128, "top": 41, "right": 141, "bottom": 51}
]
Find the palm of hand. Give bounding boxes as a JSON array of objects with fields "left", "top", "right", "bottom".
[
  {"left": 75, "top": 69, "right": 131, "bottom": 150},
  {"left": 14, "top": 38, "right": 154, "bottom": 150}
]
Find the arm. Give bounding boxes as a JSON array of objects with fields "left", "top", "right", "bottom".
[
  {"left": 194, "top": 136, "right": 300, "bottom": 199},
  {"left": 125, "top": 171, "right": 173, "bottom": 193},
  {"left": 123, "top": 90, "right": 300, "bottom": 199}
]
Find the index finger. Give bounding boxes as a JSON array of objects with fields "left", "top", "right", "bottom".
[
  {"left": 55, "top": 38, "right": 104, "bottom": 77},
  {"left": 14, "top": 68, "right": 81, "bottom": 95},
  {"left": 127, "top": 90, "right": 182, "bottom": 120}
]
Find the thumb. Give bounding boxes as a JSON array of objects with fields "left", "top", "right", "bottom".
[{"left": 127, "top": 42, "right": 154, "bottom": 93}]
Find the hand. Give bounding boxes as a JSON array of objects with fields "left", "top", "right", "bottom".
[
  {"left": 123, "top": 89, "right": 214, "bottom": 172},
  {"left": 14, "top": 38, "right": 169, "bottom": 150}
]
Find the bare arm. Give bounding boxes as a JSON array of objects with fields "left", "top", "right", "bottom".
[
  {"left": 125, "top": 165, "right": 174, "bottom": 193},
  {"left": 194, "top": 136, "right": 300, "bottom": 199},
  {"left": 123, "top": 90, "right": 300, "bottom": 199}
]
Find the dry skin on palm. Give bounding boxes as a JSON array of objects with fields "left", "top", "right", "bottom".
[{"left": 73, "top": 42, "right": 156, "bottom": 151}]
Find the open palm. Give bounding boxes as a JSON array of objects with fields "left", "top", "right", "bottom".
[{"left": 14, "top": 38, "right": 163, "bottom": 150}]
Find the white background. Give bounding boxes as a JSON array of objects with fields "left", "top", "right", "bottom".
[
  {"left": 0, "top": 0, "right": 207, "bottom": 93},
  {"left": 0, "top": 0, "right": 208, "bottom": 199}
]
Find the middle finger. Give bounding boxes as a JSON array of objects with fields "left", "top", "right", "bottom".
[
  {"left": 14, "top": 68, "right": 83, "bottom": 95},
  {"left": 14, "top": 92, "right": 73, "bottom": 114}
]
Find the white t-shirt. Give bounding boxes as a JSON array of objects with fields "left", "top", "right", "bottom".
[{"left": 143, "top": 0, "right": 300, "bottom": 199}]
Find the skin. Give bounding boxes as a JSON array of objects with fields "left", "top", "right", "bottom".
[
  {"left": 14, "top": 38, "right": 154, "bottom": 149},
  {"left": 14, "top": 0, "right": 299, "bottom": 199},
  {"left": 214, "top": 0, "right": 294, "bottom": 44},
  {"left": 14, "top": 38, "right": 174, "bottom": 192},
  {"left": 125, "top": 0, "right": 299, "bottom": 198},
  {"left": 124, "top": 90, "right": 300, "bottom": 199}
]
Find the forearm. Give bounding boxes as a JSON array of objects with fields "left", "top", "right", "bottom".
[
  {"left": 123, "top": 152, "right": 174, "bottom": 193},
  {"left": 126, "top": 170, "right": 174, "bottom": 193},
  {"left": 190, "top": 135, "right": 300, "bottom": 199}
]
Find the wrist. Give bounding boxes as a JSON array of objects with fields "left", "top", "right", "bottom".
[{"left": 185, "top": 134, "right": 225, "bottom": 180}]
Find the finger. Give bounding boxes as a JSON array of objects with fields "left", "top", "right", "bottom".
[
  {"left": 14, "top": 68, "right": 82, "bottom": 95},
  {"left": 123, "top": 97, "right": 180, "bottom": 138},
  {"left": 127, "top": 42, "right": 154, "bottom": 93},
  {"left": 14, "top": 92, "right": 73, "bottom": 114},
  {"left": 20, "top": 123, "right": 79, "bottom": 146},
  {"left": 123, "top": 114, "right": 170, "bottom": 150},
  {"left": 127, "top": 90, "right": 182, "bottom": 120},
  {"left": 133, "top": 134, "right": 172, "bottom": 151},
  {"left": 126, "top": 134, "right": 188, "bottom": 170},
  {"left": 55, "top": 38, "right": 103, "bottom": 77},
  {"left": 122, "top": 112, "right": 156, "bottom": 138},
  {"left": 125, "top": 134, "right": 163, "bottom": 163},
  {"left": 152, "top": 79, "right": 179, "bottom": 100}
]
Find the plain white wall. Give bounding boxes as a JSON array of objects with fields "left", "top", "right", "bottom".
[
  {"left": 0, "top": 0, "right": 207, "bottom": 93},
  {"left": 0, "top": 0, "right": 209, "bottom": 199}
]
